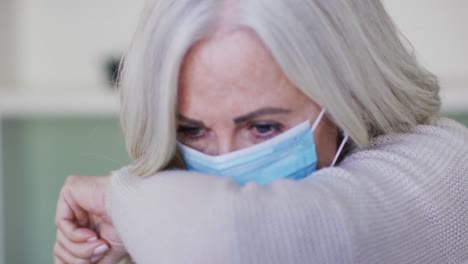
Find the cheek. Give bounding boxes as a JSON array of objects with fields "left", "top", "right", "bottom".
[{"left": 313, "top": 121, "right": 339, "bottom": 168}]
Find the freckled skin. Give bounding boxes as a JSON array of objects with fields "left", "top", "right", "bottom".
[{"left": 178, "top": 29, "right": 338, "bottom": 169}]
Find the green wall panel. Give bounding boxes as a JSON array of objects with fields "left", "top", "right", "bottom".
[
  {"left": 447, "top": 113, "right": 468, "bottom": 126},
  {"left": 2, "top": 118, "right": 129, "bottom": 264}
]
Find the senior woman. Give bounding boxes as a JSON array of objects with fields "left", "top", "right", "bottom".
[{"left": 53, "top": 0, "right": 468, "bottom": 263}]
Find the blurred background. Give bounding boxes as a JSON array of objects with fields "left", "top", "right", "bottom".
[{"left": 0, "top": 0, "right": 467, "bottom": 263}]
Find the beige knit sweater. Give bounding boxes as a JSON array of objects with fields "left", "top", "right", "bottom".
[{"left": 107, "top": 118, "right": 468, "bottom": 264}]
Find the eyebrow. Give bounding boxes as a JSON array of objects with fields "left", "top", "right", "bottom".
[
  {"left": 234, "top": 107, "right": 291, "bottom": 124},
  {"left": 177, "top": 107, "right": 291, "bottom": 127},
  {"left": 177, "top": 114, "right": 205, "bottom": 127}
]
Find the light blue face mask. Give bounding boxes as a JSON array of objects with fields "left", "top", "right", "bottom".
[{"left": 178, "top": 109, "right": 348, "bottom": 186}]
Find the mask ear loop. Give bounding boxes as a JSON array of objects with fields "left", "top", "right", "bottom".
[
  {"left": 311, "top": 109, "right": 347, "bottom": 166},
  {"left": 331, "top": 133, "right": 349, "bottom": 167},
  {"left": 311, "top": 109, "right": 326, "bottom": 131}
]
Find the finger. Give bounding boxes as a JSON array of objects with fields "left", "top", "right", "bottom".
[
  {"left": 53, "top": 241, "right": 91, "bottom": 264},
  {"left": 96, "top": 250, "right": 131, "bottom": 264},
  {"left": 90, "top": 253, "right": 105, "bottom": 263},
  {"left": 54, "top": 256, "right": 65, "bottom": 264},
  {"left": 57, "top": 218, "right": 97, "bottom": 243},
  {"left": 56, "top": 229, "right": 109, "bottom": 259},
  {"left": 55, "top": 176, "right": 111, "bottom": 230},
  {"left": 55, "top": 176, "right": 91, "bottom": 228}
]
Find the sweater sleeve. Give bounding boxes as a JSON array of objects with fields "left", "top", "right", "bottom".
[{"left": 106, "top": 119, "right": 468, "bottom": 264}]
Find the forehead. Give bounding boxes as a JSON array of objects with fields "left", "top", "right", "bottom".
[
  {"left": 180, "top": 30, "right": 281, "bottom": 91},
  {"left": 178, "top": 29, "right": 305, "bottom": 113}
]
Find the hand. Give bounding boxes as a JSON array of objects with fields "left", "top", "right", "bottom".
[{"left": 54, "top": 175, "right": 128, "bottom": 263}]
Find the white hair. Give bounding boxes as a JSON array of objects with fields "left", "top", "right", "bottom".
[{"left": 118, "top": 0, "right": 440, "bottom": 176}]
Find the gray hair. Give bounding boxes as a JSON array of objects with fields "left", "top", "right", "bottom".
[{"left": 119, "top": 0, "right": 440, "bottom": 176}]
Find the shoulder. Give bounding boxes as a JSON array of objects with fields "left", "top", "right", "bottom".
[
  {"left": 318, "top": 118, "right": 468, "bottom": 198},
  {"left": 369, "top": 117, "right": 468, "bottom": 150},
  {"left": 308, "top": 118, "right": 468, "bottom": 263},
  {"left": 342, "top": 118, "right": 468, "bottom": 168}
]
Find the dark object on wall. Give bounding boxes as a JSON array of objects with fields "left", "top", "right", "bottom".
[{"left": 105, "top": 57, "right": 123, "bottom": 88}]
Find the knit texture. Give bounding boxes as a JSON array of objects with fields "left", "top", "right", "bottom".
[{"left": 107, "top": 118, "right": 468, "bottom": 264}]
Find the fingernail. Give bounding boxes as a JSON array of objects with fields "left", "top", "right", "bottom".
[
  {"left": 93, "top": 244, "right": 109, "bottom": 255},
  {"left": 87, "top": 237, "right": 97, "bottom": 243},
  {"left": 91, "top": 254, "right": 104, "bottom": 263}
]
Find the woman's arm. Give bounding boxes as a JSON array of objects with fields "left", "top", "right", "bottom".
[
  {"left": 108, "top": 169, "right": 355, "bottom": 264},
  {"left": 53, "top": 119, "right": 467, "bottom": 263},
  {"left": 107, "top": 120, "right": 468, "bottom": 264}
]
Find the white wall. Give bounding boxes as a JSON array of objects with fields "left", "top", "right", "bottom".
[
  {"left": 2, "top": 0, "right": 468, "bottom": 101},
  {"left": 383, "top": 0, "right": 468, "bottom": 92},
  {"left": 14, "top": 0, "right": 144, "bottom": 92},
  {"left": 0, "top": 0, "right": 17, "bottom": 88}
]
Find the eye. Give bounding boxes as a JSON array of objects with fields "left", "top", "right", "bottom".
[
  {"left": 250, "top": 122, "right": 283, "bottom": 138},
  {"left": 177, "top": 126, "right": 206, "bottom": 141}
]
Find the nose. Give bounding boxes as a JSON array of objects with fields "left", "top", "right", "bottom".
[
  {"left": 214, "top": 130, "right": 238, "bottom": 155},
  {"left": 216, "top": 138, "right": 237, "bottom": 155}
]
